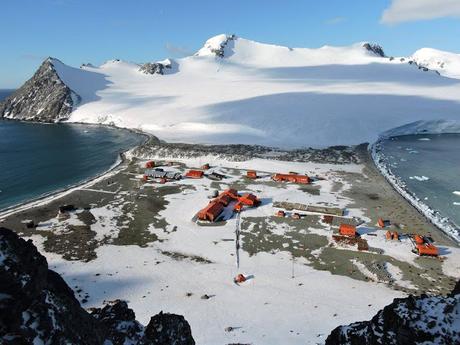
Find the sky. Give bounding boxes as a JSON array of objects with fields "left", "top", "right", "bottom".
[{"left": 1, "top": 0, "right": 460, "bottom": 88}]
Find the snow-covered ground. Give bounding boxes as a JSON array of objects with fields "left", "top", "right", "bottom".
[
  {"left": 22, "top": 159, "right": 392, "bottom": 345},
  {"left": 16, "top": 157, "right": 460, "bottom": 344},
  {"left": 46, "top": 34, "right": 460, "bottom": 148},
  {"left": 35, "top": 238, "right": 403, "bottom": 345}
]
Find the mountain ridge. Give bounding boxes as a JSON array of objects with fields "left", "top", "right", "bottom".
[{"left": 1, "top": 34, "right": 460, "bottom": 148}]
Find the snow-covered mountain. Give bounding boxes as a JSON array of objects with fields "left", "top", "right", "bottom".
[
  {"left": 411, "top": 48, "right": 460, "bottom": 79},
  {"left": 2, "top": 34, "right": 460, "bottom": 148}
]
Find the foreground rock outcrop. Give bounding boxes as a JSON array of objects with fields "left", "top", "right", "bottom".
[
  {"left": 0, "top": 58, "right": 78, "bottom": 122},
  {"left": 0, "top": 227, "right": 195, "bottom": 345},
  {"left": 326, "top": 281, "right": 460, "bottom": 345}
]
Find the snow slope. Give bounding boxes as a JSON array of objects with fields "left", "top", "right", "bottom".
[
  {"left": 50, "top": 34, "right": 460, "bottom": 148},
  {"left": 411, "top": 48, "right": 460, "bottom": 79}
]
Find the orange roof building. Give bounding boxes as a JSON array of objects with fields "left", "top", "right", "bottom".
[
  {"left": 198, "top": 201, "right": 224, "bottom": 222},
  {"left": 339, "top": 223, "right": 357, "bottom": 237},
  {"left": 414, "top": 235, "right": 425, "bottom": 245},
  {"left": 272, "top": 173, "right": 310, "bottom": 184},
  {"left": 185, "top": 170, "right": 204, "bottom": 179},
  {"left": 239, "top": 193, "right": 260, "bottom": 207},
  {"left": 247, "top": 170, "right": 257, "bottom": 179},
  {"left": 416, "top": 243, "right": 438, "bottom": 256}
]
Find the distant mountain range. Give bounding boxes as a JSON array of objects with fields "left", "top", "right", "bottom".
[{"left": 1, "top": 34, "right": 460, "bottom": 148}]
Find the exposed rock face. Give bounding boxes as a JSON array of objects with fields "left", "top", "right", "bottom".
[
  {"left": 363, "top": 43, "right": 385, "bottom": 57},
  {"left": 210, "top": 34, "right": 236, "bottom": 58},
  {"left": 326, "top": 288, "right": 460, "bottom": 345},
  {"left": 0, "top": 227, "right": 195, "bottom": 345},
  {"left": 196, "top": 34, "right": 236, "bottom": 58},
  {"left": 0, "top": 58, "right": 79, "bottom": 122},
  {"left": 139, "top": 60, "right": 173, "bottom": 75}
]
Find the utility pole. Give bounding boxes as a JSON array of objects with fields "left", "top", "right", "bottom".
[{"left": 235, "top": 212, "right": 241, "bottom": 270}]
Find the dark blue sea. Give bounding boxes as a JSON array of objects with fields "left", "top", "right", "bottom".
[
  {"left": 0, "top": 89, "right": 145, "bottom": 210},
  {"left": 381, "top": 134, "right": 460, "bottom": 229}
]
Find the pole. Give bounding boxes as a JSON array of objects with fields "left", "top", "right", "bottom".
[{"left": 235, "top": 212, "right": 240, "bottom": 269}]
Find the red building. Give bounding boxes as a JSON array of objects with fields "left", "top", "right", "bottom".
[
  {"left": 198, "top": 201, "right": 224, "bottom": 222},
  {"left": 145, "top": 161, "right": 155, "bottom": 168},
  {"left": 239, "top": 193, "right": 260, "bottom": 207},
  {"left": 272, "top": 173, "right": 310, "bottom": 184},
  {"left": 185, "top": 170, "right": 204, "bottom": 179},
  {"left": 246, "top": 170, "right": 257, "bottom": 179},
  {"left": 339, "top": 224, "right": 357, "bottom": 237}
]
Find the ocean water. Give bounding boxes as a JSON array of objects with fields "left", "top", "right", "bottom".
[
  {"left": 381, "top": 134, "right": 460, "bottom": 228},
  {"left": 0, "top": 89, "right": 15, "bottom": 100},
  {"left": 0, "top": 89, "right": 145, "bottom": 210}
]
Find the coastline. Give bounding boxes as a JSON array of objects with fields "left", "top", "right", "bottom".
[
  {"left": 0, "top": 122, "right": 151, "bottom": 219},
  {"left": 370, "top": 138, "right": 460, "bottom": 244},
  {"left": 2, "top": 116, "right": 459, "bottom": 248}
]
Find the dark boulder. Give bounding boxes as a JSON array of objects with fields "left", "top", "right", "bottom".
[{"left": 144, "top": 311, "right": 195, "bottom": 345}]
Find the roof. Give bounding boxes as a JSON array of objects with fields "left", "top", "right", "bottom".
[{"left": 185, "top": 170, "right": 204, "bottom": 177}]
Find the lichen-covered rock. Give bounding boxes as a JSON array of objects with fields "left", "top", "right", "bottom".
[
  {"left": 0, "top": 227, "right": 196, "bottom": 345},
  {"left": 326, "top": 289, "right": 460, "bottom": 345},
  {"left": 363, "top": 43, "right": 385, "bottom": 57},
  {"left": 0, "top": 58, "right": 79, "bottom": 122}
]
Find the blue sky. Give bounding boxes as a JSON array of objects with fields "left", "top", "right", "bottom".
[{"left": 1, "top": 0, "right": 460, "bottom": 88}]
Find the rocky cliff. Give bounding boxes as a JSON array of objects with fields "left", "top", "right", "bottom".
[
  {"left": 0, "top": 58, "right": 79, "bottom": 122},
  {"left": 326, "top": 282, "right": 460, "bottom": 345},
  {"left": 0, "top": 227, "right": 195, "bottom": 345}
]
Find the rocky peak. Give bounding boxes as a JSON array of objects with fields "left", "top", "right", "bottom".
[
  {"left": 195, "top": 34, "right": 236, "bottom": 58},
  {"left": 80, "top": 62, "right": 95, "bottom": 69},
  {"left": 363, "top": 43, "right": 385, "bottom": 57},
  {"left": 0, "top": 227, "right": 195, "bottom": 345},
  {"left": 0, "top": 58, "right": 79, "bottom": 122}
]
